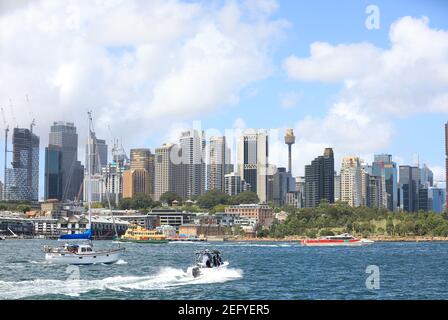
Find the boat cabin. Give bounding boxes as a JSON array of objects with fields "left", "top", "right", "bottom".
[
  {"left": 64, "top": 244, "right": 93, "bottom": 254},
  {"left": 195, "top": 250, "right": 223, "bottom": 268}
]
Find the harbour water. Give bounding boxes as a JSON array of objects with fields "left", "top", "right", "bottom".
[{"left": 0, "top": 240, "right": 447, "bottom": 300}]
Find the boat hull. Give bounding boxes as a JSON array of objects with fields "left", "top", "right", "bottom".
[
  {"left": 187, "top": 261, "right": 229, "bottom": 278},
  {"left": 117, "top": 238, "right": 168, "bottom": 244},
  {"left": 45, "top": 248, "right": 125, "bottom": 265},
  {"left": 301, "top": 239, "right": 374, "bottom": 246}
]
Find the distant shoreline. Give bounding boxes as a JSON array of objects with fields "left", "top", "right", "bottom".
[{"left": 229, "top": 236, "right": 448, "bottom": 242}]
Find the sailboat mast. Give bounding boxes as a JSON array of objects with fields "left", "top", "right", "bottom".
[{"left": 87, "top": 112, "right": 92, "bottom": 233}]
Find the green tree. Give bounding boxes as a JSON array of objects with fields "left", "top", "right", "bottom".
[
  {"left": 159, "top": 192, "right": 182, "bottom": 206},
  {"left": 386, "top": 219, "right": 395, "bottom": 235},
  {"left": 131, "top": 193, "right": 153, "bottom": 210},
  {"left": 17, "top": 204, "right": 31, "bottom": 213},
  {"left": 119, "top": 198, "right": 132, "bottom": 210},
  {"left": 229, "top": 191, "right": 259, "bottom": 205},
  {"left": 210, "top": 204, "right": 227, "bottom": 215},
  {"left": 196, "top": 190, "right": 229, "bottom": 209},
  {"left": 0, "top": 203, "right": 8, "bottom": 211}
]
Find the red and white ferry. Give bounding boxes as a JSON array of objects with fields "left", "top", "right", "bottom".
[{"left": 301, "top": 233, "right": 374, "bottom": 247}]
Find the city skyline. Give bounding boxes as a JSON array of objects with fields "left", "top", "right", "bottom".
[{"left": 1, "top": 0, "right": 448, "bottom": 199}]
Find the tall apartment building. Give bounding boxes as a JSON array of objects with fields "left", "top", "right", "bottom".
[
  {"left": 340, "top": 156, "right": 362, "bottom": 207},
  {"left": 45, "top": 122, "right": 83, "bottom": 202},
  {"left": 154, "top": 143, "right": 184, "bottom": 201},
  {"left": 207, "top": 136, "right": 233, "bottom": 192},
  {"left": 237, "top": 129, "right": 269, "bottom": 203},
  {"left": 179, "top": 130, "right": 206, "bottom": 198},
  {"left": 4, "top": 127, "right": 39, "bottom": 201},
  {"left": 304, "top": 148, "right": 334, "bottom": 207}
]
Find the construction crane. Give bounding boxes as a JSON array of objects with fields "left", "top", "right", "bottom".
[
  {"left": 26, "top": 95, "right": 36, "bottom": 133},
  {"left": 1, "top": 107, "right": 11, "bottom": 201},
  {"left": 8, "top": 99, "right": 17, "bottom": 128}
]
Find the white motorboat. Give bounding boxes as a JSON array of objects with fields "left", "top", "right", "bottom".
[
  {"left": 44, "top": 112, "right": 125, "bottom": 265},
  {"left": 44, "top": 243, "right": 124, "bottom": 265},
  {"left": 188, "top": 250, "right": 228, "bottom": 278}
]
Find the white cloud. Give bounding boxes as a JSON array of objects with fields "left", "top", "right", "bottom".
[
  {"left": 284, "top": 16, "right": 448, "bottom": 116},
  {"left": 282, "top": 16, "right": 448, "bottom": 168},
  {"left": 279, "top": 91, "right": 302, "bottom": 109},
  {"left": 0, "top": 0, "right": 287, "bottom": 150}
]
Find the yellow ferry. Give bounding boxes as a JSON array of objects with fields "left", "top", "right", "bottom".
[{"left": 118, "top": 225, "right": 168, "bottom": 243}]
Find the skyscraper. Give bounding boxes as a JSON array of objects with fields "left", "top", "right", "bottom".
[
  {"left": 304, "top": 148, "right": 334, "bottom": 208},
  {"left": 271, "top": 167, "right": 295, "bottom": 205},
  {"left": 224, "top": 172, "right": 250, "bottom": 196},
  {"left": 180, "top": 130, "right": 206, "bottom": 198},
  {"left": 45, "top": 122, "right": 83, "bottom": 202},
  {"left": 207, "top": 136, "right": 232, "bottom": 192},
  {"left": 372, "top": 154, "right": 398, "bottom": 211},
  {"left": 85, "top": 132, "right": 107, "bottom": 175},
  {"left": 5, "top": 127, "right": 39, "bottom": 201},
  {"left": 122, "top": 148, "right": 155, "bottom": 198},
  {"left": 237, "top": 129, "right": 269, "bottom": 203},
  {"left": 420, "top": 164, "right": 434, "bottom": 187},
  {"left": 340, "top": 156, "right": 362, "bottom": 207},
  {"left": 154, "top": 143, "right": 184, "bottom": 201},
  {"left": 399, "top": 165, "right": 420, "bottom": 212}
]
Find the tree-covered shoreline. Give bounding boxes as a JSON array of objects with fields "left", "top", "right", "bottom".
[{"left": 267, "top": 200, "right": 448, "bottom": 238}]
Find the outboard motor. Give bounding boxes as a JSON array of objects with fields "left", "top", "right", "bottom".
[{"left": 192, "top": 266, "right": 200, "bottom": 278}]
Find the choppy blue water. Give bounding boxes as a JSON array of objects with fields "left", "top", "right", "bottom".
[{"left": 0, "top": 240, "right": 447, "bottom": 300}]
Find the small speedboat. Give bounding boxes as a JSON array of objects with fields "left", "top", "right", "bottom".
[
  {"left": 188, "top": 250, "right": 228, "bottom": 278},
  {"left": 301, "top": 233, "right": 374, "bottom": 247}
]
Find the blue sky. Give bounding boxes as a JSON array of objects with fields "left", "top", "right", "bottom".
[{"left": 1, "top": 0, "right": 448, "bottom": 198}]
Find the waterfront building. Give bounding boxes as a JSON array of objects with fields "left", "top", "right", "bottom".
[
  {"left": 5, "top": 127, "right": 39, "bottom": 201},
  {"left": 304, "top": 148, "right": 335, "bottom": 208},
  {"left": 225, "top": 203, "right": 273, "bottom": 227},
  {"left": 179, "top": 130, "right": 206, "bottom": 198},
  {"left": 147, "top": 209, "right": 196, "bottom": 231},
  {"left": 399, "top": 165, "right": 420, "bottom": 212},
  {"left": 207, "top": 136, "right": 233, "bottom": 192},
  {"left": 340, "top": 156, "right": 362, "bottom": 207},
  {"left": 237, "top": 129, "right": 269, "bottom": 203},
  {"left": 45, "top": 122, "right": 83, "bottom": 202},
  {"left": 372, "top": 154, "right": 398, "bottom": 211}
]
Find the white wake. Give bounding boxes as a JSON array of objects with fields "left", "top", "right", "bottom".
[{"left": 0, "top": 265, "right": 243, "bottom": 299}]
